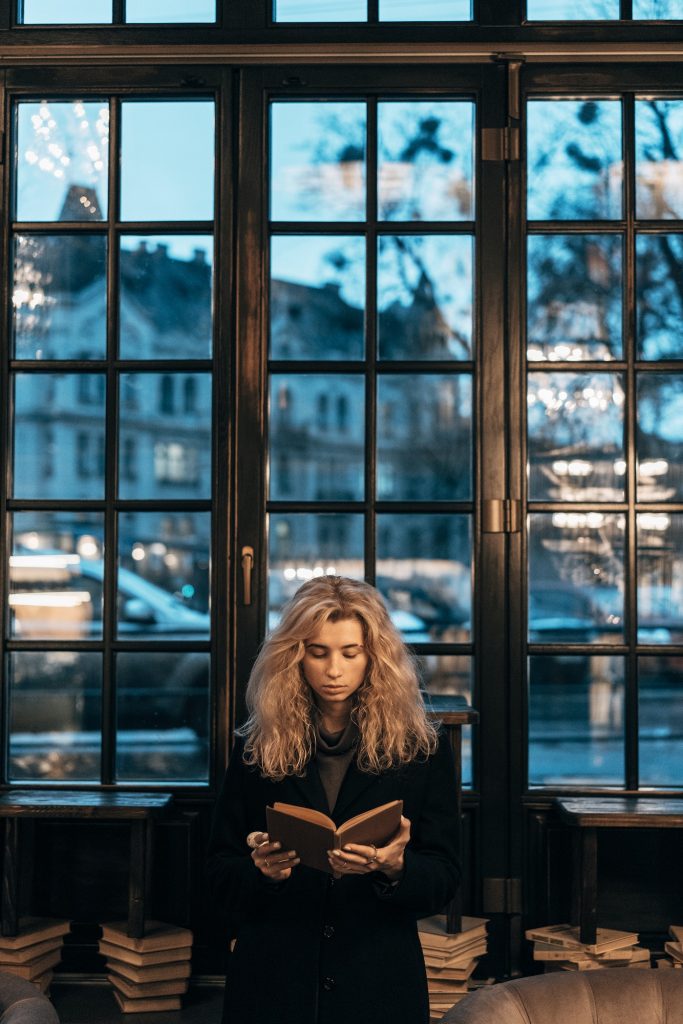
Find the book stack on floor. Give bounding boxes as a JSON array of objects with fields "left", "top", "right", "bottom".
[
  {"left": 0, "top": 917, "right": 70, "bottom": 995},
  {"left": 526, "top": 924, "right": 648, "bottom": 972},
  {"left": 418, "top": 914, "right": 488, "bottom": 1022},
  {"left": 656, "top": 924, "right": 683, "bottom": 969},
  {"left": 98, "top": 920, "right": 193, "bottom": 1014}
]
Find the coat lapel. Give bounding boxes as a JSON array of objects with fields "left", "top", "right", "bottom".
[
  {"left": 284, "top": 761, "right": 330, "bottom": 815},
  {"left": 332, "top": 758, "right": 391, "bottom": 824}
]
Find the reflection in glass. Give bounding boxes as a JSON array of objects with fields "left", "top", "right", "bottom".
[
  {"left": 526, "top": 0, "right": 618, "bottom": 14},
  {"left": 21, "top": 0, "right": 111, "bottom": 23},
  {"left": 527, "top": 372, "right": 625, "bottom": 501},
  {"left": 417, "top": 654, "right": 473, "bottom": 787},
  {"left": 268, "top": 513, "right": 364, "bottom": 625},
  {"left": 378, "top": 375, "right": 471, "bottom": 500},
  {"left": 275, "top": 0, "right": 366, "bottom": 19},
  {"left": 9, "top": 651, "right": 102, "bottom": 782},
  {"left": 13, "top": 235, "right": 107, "bottom": 360},
  {"left": 639, "top": 655, "right": 683, "bottom": 787},
  {"left": 636, "top": 234, "right": 683, "bottom": 359},
  {"left": 527, "top": 100, "right": 622, "bottom": 220},
  {"left": 120, "top": 236, "right": 213, "bottom": 359},
  {"left": 638, "top": 513, "right": 683, "bottom": 644},
  {"left": 271, "top": 102, "right": 366, "bottom": 222},
  {"left": 378, "top": 101, "right": 474, "bottom": 221},
  {"left": 126, "top": 0, "right": 216, "bottom": 20},
  {"left": 9, "top": 512, "right": 105, "bottom": 640},
  {"left": 529, "top": 655, "right": 624, "bottom": 786},
  {"left": 527, "top": 235, "right": 622, "bottom": 361},
  {"left": 636, "top": 100, "right": 683, "bottom": 219},
  {"left": 118, "top": 373, "right": 212, "bottom": 499},
  {"left": 380, "top": 0, "right": 471, "bottom": 18},
  {"left": 633, "top": 0, "right": 683, "bottom": 14},
  {"left": 637, "top": 374, "right": 683, "bottom": 501},
  {"left": 378, "top": 235, "right": 473, "bottom": 360},
  {"left": 16, "top": 101, "right": 109, "bottom": 222},
  {"left": 269, "top": 375, "right": 365, "bottom": 500},
  {"left": 270, "top": 236, "right": 365, "bottom": 359},
  {"left": 116, "top": 652, "right": 209, "bottom": 782},
  {"left": 528, "top": 513, "right": 625, "bottom": 645},
  {"left": 14, "top": 373, "right": 106, "bottom": 499},
  {"left": 377, "top": 514, "right": 471, "bottom": 641},
  {"left": 118, "top": 512, "right": 211, "bottom": 640},
  {"left": 120, "top": 101, "right": 214, "bottom": 222}
]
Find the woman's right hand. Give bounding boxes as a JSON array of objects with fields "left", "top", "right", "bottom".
[{"left": 249, "top": 832, "right": 300, "bottom": 881}]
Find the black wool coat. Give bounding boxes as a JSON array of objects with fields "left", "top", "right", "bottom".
[{"left": 206, "top": 727, "right": 461, "bottom": 1024}]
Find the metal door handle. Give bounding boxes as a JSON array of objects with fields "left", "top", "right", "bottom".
[{"left": 241, "top": 546, "right": 254, "bottom": 606}]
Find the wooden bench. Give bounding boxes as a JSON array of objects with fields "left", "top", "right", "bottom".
[
  {"left": 0, "top": 790, "right": 173, "bottom": 939},
  {"left": 555, "top": 796, "right": 683, "bottom": 945}
]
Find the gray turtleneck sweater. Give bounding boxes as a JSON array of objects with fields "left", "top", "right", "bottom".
[{"left": 314, "top": 715, "right": 359, "bottom": 814}]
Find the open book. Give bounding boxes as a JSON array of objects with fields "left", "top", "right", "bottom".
[{"left": 266, "top": 799, "right": 402, "bottom": 874}]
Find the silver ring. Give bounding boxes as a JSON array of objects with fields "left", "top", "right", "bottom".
[{"left": 264, "top": 857, "right": 269, "bottom": 868}]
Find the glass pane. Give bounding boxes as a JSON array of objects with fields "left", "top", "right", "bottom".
[
  {"left": 269, "top": 375, "right": 365, "bottom": 500},
  {"left": 10, "top": 513, "right": 105, "bottom": 640},
  {"left": 638, "top": 513, "right": 683, "bottom": 644},
  {"left": 527, "top": 235, "right": 622, "bottom": 362},
  {"left": 13, "top": 234, "right": 107, "bottom": 360},
  {"left": 274, "top": 0, "right": 366, "bottom": 19},
  {"left": 116, "top": 652, "right": 209, "bottom": 782},
  {"left": 118, "top": 373, "right": 212, "bottom": 499},
  {"left": 271, "top": 102, "right": 366, "bottom": 222},
  {"left": 376, "top": 514, "right": 471, "bottom": 642},
  {"left": 529, "top": 656, "right": 624, "bottom": 786},
  {"left": 529, "top": 513, "right": 625, "bottom": 645},
  {"left": 378, "top": 235, "right": 473, "bottom": 360},
  {"left": 21, "top": 0, "right": 111, "bottom": 22},
  {"left": 527, "top": 100, "right": 622, "bottom": 220},
  {"left": 637, "top": 374, "right": 683, "bottom": 501},
  {"left": 120, "top": 236, "right": 213, "bottom": 360},
  {"left": 268, "top": 513, "right": 364, "bottom": 627},
  {"left": 120, "top": 102, "right": 214, "bottom": 222},
  {"left": 380, "top": 0, "right": 471, "bottom": 18},
  {"left": 377, "top": 374, "right": 472, "bottom": 500},
  {"left": 9, "top": 651, "right": 101, "bottom": 782},
  {"left": 417, "top": 654, "right": 473, "bottom": 787},
  {"left": 527, "top": 372, "right": 625, "bottom": 501},
  {"left": 378, "top": 101, "right": 474, "bottom": 222},
  {"left": 14, "top": 373, "right": 106, "bottom": 499},
  {"left": 636, "top": 234, "right": 683, "bottom": 359},
  {"left": 16, "top": 101, "right": 109, "bottom": 222},
  {"left": 126, "top": 0, "right": 216, "bottom": 20},
  {"left": 118, "top": 512, "right": 210, "bottom": 640},
  {"left": 526, "top": 0, "right": 618, "bottom": 15},
  {"left": 639, "top": 655, "right": 683, "bottom": 788},
  {"left": 634, "top": 0, "right": 683, "bottom": 14},
  {"left": 637, "top": 100, "right": 683, "bottom": 220},
  {"left": 270, "top": 236, "right": 365, "bottom": 360}
]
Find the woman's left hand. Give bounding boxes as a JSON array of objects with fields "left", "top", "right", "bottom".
[{"left": 327, "top": 815, "right": 411, "bottom": 880}]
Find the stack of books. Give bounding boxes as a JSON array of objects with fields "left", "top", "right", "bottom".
[
  {"left": 525, "top": 924, "right": 648, "bottom": 971},
  {"left": 657, "top": 924, "right": 683, "bottom": 968},
  {"left": 0, "top": 917, "right": 70, "bottom": 995},
  {"left": 98, "top": 920, "right": 193, "bottom": 1014},
  {"left": 418, "top": 915, "right": 488, "bottom": 1022}
]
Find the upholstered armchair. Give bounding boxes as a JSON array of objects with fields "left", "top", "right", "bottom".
[
  {"left": 442, "top": 967, "right": 683, "bottom": 1023},
  {"left": 0, "top": 974, "right": 59, "bottom": 1024}
]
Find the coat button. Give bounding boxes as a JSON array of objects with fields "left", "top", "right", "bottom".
[
  {"left": 323, "top": 924, "right": 335, "bottom": 938},
  {"left": 323, "top": 977, "right": 335, "bottom": 991}
]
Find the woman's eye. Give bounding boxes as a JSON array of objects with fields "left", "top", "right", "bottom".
[{"left": 343, "top": 653, "right": 358, "bottom": 660}]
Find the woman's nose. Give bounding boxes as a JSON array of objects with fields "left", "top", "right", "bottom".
[{"left": 326, "top": 659, "right": 343, "bottom": 678}]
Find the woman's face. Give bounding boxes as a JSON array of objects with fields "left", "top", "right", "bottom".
[{"left": 302, "top": 617, "right": 369, "bottom": 713}]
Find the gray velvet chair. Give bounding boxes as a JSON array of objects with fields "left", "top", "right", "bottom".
[
  {"left": 442, "top": 967, "right": 683, "bottom": 1023},
  {"left": 0, "top": 974, "right": 59, "bottom": 1024}
]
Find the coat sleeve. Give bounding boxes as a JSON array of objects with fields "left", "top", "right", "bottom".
[
  {"left": 373, "top": 727, "right": 461, "bottom": 917},
  {"left": 206, "top": 735, "right": 286, "bottom": 924}
]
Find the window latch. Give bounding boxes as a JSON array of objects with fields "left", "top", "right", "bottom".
[
  {"left": 241, "top": 545, "right": 254, "bottom": 606},
  {"left": 482, "top": 499, "right": 522, "bottom": 534}
]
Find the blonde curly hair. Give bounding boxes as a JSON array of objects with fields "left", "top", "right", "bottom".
[{"left": 237, "top": 575, "right": 439, "bottom": 780}]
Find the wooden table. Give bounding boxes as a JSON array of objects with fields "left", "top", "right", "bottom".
[
  {"left": 0, "top": 790, "right": 173, "bottom": 939},
  {"left": 555, "top": 796, "right": 683, "bottom": 945},
  {"left": 428, "top": 698, "right": 478, "bottom": 934}
]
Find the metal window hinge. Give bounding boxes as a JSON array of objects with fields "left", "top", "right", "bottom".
[
  {"left": 482, "top": 499, "right": 522, "bottom": 534},
  {"left": 482, "top": 125, "right": 520, "bottom": 162},
  {"left": 483, "top": 877, "right": 522, "bottom": 915}
]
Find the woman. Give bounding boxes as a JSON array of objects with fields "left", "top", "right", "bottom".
[{"left": 207, "top": 575, "right": 460, "bottom": 1024}]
